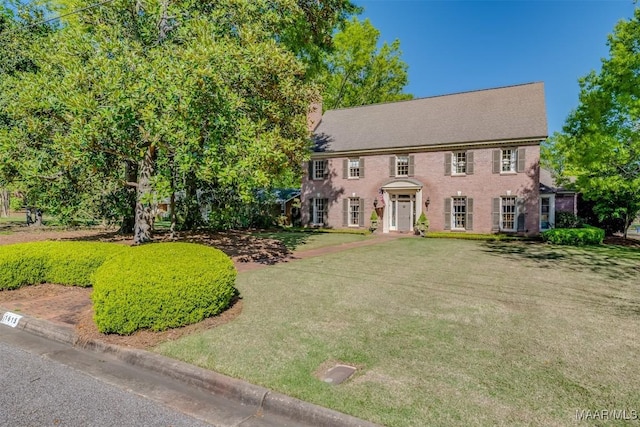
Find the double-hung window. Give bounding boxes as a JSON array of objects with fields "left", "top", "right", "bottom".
[
  {"left": 312, "top": 198, "right": 327, "bottom": 225},
  {"left": 501, "top": 149, "right": 516, "bottom": 173},
  {"left": 493, "top": 148, "right": 524, "bottom": 174},
  {"left": 452, "top": 197, "right": 466, "bottom": 229},
  {"left": 396, "top": 155, "right": 409, "bottom": 176},
  {"left": 390, "top": 155, "right": 414, "bottom": 177},
  {"left": 349, "top": 159, "right": 360, "bottom": 178},
  {"left": 453, "top": 152, "right": 467, "bottom": 175},
  {"left": 445, "top": 197, "right": 473, "bottom": 230},
  {"left": 501, "top": 196, "right": 517, "bottom": 231},
  {"left": 445, "top": 151, "right": 473, "bottom": 176},
  {"left": 349, "top": 198, "right": 360, "bottom": 226},
  {"left": 343, "top": 158, "right": 365, "bottom": 179},
  {"left": 312, "top": 160, "right": 327, "bottom": 180}
]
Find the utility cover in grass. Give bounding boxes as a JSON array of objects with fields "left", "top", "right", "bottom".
[{"left": 319, "top": 364, "right": 356, "bottom": 385}]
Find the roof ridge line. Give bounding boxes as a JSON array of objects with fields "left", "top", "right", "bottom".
[{"left": 327, "top": 82, "right": 544, "bottom": 113}]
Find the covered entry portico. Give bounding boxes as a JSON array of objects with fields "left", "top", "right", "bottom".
[{"left": 381, "top": 178, "right": 424, "bottom": 233}]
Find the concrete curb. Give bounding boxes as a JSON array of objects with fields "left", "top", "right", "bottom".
[{"left": 1, "top": 307, "right": 380, "bottom": 427}]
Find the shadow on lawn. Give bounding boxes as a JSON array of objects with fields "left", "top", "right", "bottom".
[
  {"left": 481, "top": 240, "right": 640, "bottom": 281},
  {"left": 63, "top": 229, "right": 299, "bottom": 266}
]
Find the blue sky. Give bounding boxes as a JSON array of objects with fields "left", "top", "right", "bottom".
[{"left": 355, "top": 0, "right": 637, "bottom": 136}]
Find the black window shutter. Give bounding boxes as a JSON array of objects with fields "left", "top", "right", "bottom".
[
  {"left": 467, "top": 198, "right": 474, "bottom": 230},
  {"left": 343, "top": 198, "right": 349, "bottom": 226},
  {"left": 359, "top": 198, "right": 365, "bottom": 226},
  {"left": 408, "top": 155, "right": 415, "bottom": 176},
  {"left": 517, "top": 148, "right": 526, "bottom": 173},
  {"left": 360, "top": 158, "right": 365, "bottom": 179},
  {"left": 309, "top": 198, "right": 314, "bottom": 224},
  {"left": 389, "top": 156, "right": 395, "bottom": 177},
  {"left": 492, "top": 150, "right": 500, "bottom": 174},
  {"left": 492, "top": 198, "right": 501, "bottom": 231},
  {"left": 343, "top": 159, "right": 348, "bottom": 179},
  {"left": 308, "top": 161, "right": 314, "bottom": 179},
  {"left": 444, "top": 198, "right": 451, "bottom": 230},
  {"left": 466, "top": 151, "right": 474, "bottom": 175},
  {"left": 444, "top": 153, "right": 451, "bottom": 176}
]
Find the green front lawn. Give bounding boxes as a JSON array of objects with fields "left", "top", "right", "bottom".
[
  {"left": 156, "top": 238, "right": 640, "bottom": 426},
  {"left": 253, "top": 230, "right": 372, "bottom": 252}
]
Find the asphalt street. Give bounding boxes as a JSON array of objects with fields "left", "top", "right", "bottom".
[{"left": 0, "top": 325, "right": 305, "bottom": 427}]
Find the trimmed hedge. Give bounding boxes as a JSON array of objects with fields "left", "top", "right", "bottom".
[
  {"left": 0, "top": 241, "right": 126, "bottom": 290},
  {"left": 541, "top": 226, "right": 605, "bottom": 246},
  {"left": 92, "top": 243, "right": 236, "bottom": 335}
]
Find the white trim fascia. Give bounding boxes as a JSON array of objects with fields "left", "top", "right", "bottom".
[{"left": 310, "top": 138, "right": 546, "bottom": 159}]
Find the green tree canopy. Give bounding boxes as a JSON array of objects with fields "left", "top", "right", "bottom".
[
  {"left": 546, "top": 7, "right": 640, "bottom": 237},
  {"left": 0, "top": 0, "right": 356, "bottom": 241},
  {"left": 319, "top": 17, "right": 412, "bottom": 110}
]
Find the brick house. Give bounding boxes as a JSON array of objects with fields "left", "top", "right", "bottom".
[
  {"left": 301, "top": 82, "right": 550, "bottom": 235},
  {"left": 539, "top": 168, "right": 578, "bottom": 230}
]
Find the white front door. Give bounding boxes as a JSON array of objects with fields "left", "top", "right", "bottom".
[{"left": 388, "top": 193, "right": 415, "bottom": 232}]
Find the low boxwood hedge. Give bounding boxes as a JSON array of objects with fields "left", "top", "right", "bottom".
[
  {"left": 541, "top": 226, "right": 605, "bottom": 246},
  {"left": 92, "top": 242, "right": 237, "bottom": 335},
  {"left": 0, "top": 241, "right": 126, "bottom": 290}
]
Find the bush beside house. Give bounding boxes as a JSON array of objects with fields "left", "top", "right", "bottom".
[{"left": 541, "top": 226, "right": 605, "bottom": 246}]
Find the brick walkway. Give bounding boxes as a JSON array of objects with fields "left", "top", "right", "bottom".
[{"left": 1, "top": 233, "right": 405, "bottom": 328}]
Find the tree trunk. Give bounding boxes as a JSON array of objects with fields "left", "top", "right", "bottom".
[
  {"left": 623, "top": 211, "right": 631, "bottom": 239},
  {"left": 168, "top": 152, "right": 177, "bottom": 239},
  {"left": 0, "top": 189, "right": 9, "bottom": 218},
  {"left": 134, "top": 145, "right": 156, "bottom": 245},
  {"left": 180, "top": 170, "right": 201, "bottom": 230},
  {"left": 120, "top": 160, "right": 138, "bottom": 234}
]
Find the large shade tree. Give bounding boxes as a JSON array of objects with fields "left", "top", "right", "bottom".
[
  {"left": 547, "top": 7, "right": 640, "bottom": 237},
  {"left": 0, "top": 0, "right": 356, "bottom": 242},
  {"left": 320, "top": 17, "right": 412, "bottom": 110},
  {"left": 0, "top": 2, "right": 55, "bottom": 217}
]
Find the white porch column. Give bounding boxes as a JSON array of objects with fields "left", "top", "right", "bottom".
[{"left": 382, "top": 191, "right": 390, "bottom": 233}]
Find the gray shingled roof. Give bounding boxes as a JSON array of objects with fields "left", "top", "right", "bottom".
[{"left": 313, "top": 82, "right": 548, "bottom": 153}]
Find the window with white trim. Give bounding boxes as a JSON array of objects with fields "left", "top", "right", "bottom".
[
  {"left": 396, "top": 155, "right": 409, "bottom": 176},
  {"left": 540, "top": 196, "right": 553, "bottom": 230},
  {"left": 349, "top": 198, "right": 360, "bottom": 226},
  {"left": 453, "top": 152, "right": 466, "bottom": 175},
  {"left": 313, "top": 160, "right": 326, "bottom": 180},
  {"left": 501, "top": 149, "right": 516, "bottom": 173},
  {"left": 501, "top": 196, "right": 516, "bottom": 231},
  {"left": 348, "top": 159, "right": 360, "bottom": 178},
  {"left": 312, "top": 198, "right": 327, "bottom": 225},
  {"left": 452, "top": 197, "right": 466, "bottom": 229}
]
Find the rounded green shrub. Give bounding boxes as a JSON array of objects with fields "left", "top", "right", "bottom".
[
  {"left": 541, "top": 226, "right": 605, "bottom": 246},
  {"left": 0, "top": 241, "right": 127, "bottom": 290},
  {"left": 42, "top": 241, "right": 128, "bottom": 287},
  {"left": 0, "top": 243, "right": 48, "bottom": 290},
  {"left": 92, "top": 242, "right": 237, "bottom": 335}
]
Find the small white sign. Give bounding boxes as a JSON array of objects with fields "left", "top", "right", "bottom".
[{"left": 1, "top": 312, "right": 22, "bottom": 328}]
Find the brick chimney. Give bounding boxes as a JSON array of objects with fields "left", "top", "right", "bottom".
[{"left": 307, "top": 100, "right": 322, "bottom": 132}]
